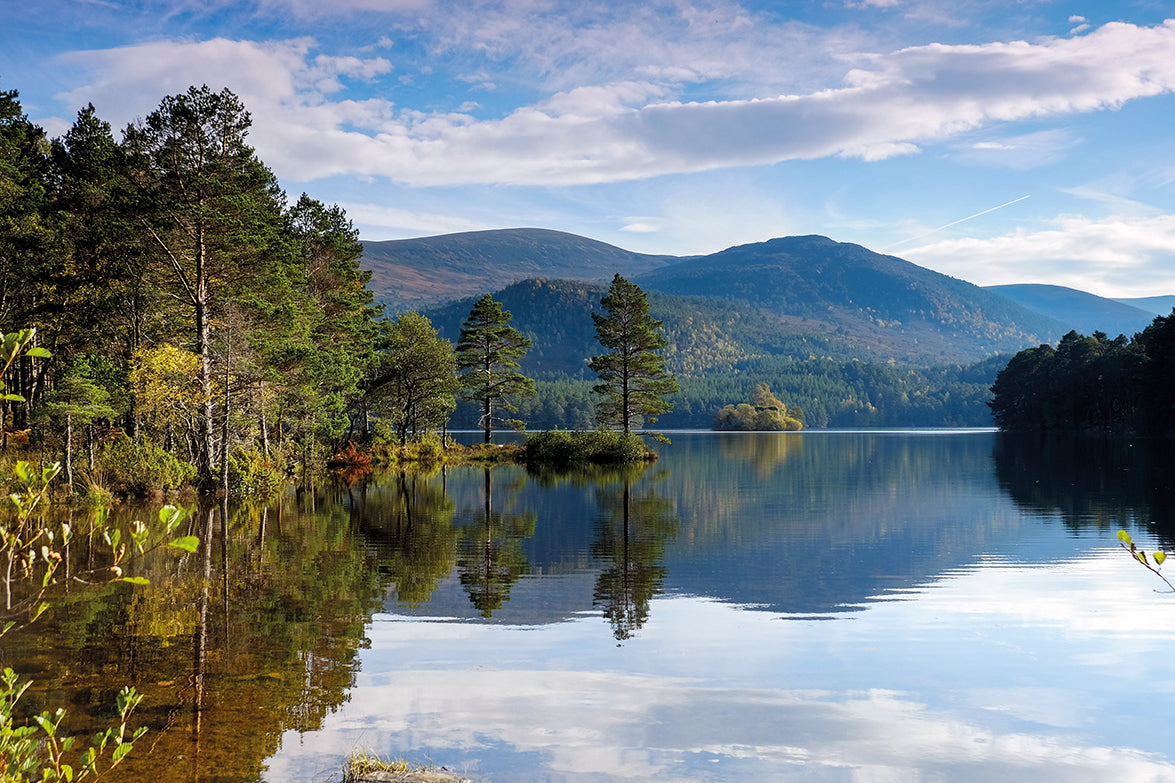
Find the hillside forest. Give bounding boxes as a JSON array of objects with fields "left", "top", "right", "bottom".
[{"left": 2, "top": 83, "right": 1035, "bottom": 497}]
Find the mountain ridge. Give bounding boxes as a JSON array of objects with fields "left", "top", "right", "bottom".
[
  {"left": 361, "top": 227, "right": 682, "bottom": 311},
  {"left": 984, "top": 283, "right": 1157, "bottom": 338}
]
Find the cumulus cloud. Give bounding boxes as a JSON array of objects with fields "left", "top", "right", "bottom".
[
  {"left": 43, "top": 19, "right": 1175, "bottom": 189},
  {"left": 902, "top": 213, "right": 1175, "bottom": 296}
]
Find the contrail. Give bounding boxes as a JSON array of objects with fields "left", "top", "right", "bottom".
[{"left": 880, "top": 195, "right": 1030, "bottom": 252}]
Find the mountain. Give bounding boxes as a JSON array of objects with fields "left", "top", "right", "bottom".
[
  {"left": 1114, "top": 295, "right": 1175, "bottom": 317},
  {"left": 632, "top": 235, "right": 1066, "bottom": 364},
  {"left": 425, "top": 278, "right": 1003, "bottom": 429},
  {"left": 986, "top": 284, "right": 1157, "bottom": 338},
  {"left": 427, "top": 277, "right": 863, "bottom": 378},
  {"left": 361, "top": 228, "right": 681, "bottom": 311}
]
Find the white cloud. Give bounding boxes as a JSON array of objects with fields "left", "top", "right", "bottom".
[
  {"left": 40, "top": 19, "right": 1175, "bottom": 189},
  {"left": 903, "top": 213, "right": 1175, "bottom": 296},
  {"left": 957, "top": 129, "right": 1080, "bottom": 169},
  {"left": 341, "top": 201, "right": 495, "bottom": 237}
]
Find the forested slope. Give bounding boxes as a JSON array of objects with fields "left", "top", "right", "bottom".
[{"left": 428, "top": 279, "right": 1005, "bottom": 429}]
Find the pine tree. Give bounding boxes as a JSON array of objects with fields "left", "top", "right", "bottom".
[
  {"left": 123, "top": 85, "right": 286, "bottom": 484},
  {"left": 456, "top": 294, "right": 535, "bottom": 443},
  {"left": 589, "top": 275, "right": 679, "bottom": 433}
]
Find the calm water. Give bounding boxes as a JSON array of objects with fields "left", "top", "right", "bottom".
[{"left": 7, "top": 430, "right": 1175, "bottom": 782}]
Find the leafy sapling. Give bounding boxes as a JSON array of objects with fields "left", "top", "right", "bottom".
[{"left": 1117, "top": 530, "right": 1174, "bottom": 592}]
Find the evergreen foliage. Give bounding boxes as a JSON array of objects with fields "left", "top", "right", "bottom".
[
  {"left": 0, "top": 85, "right": 387, "bottom": 493},
  {"left": 988, "top": 326, "right": 1166, "bottom": 433},
  {"left": 456, "top": 293, "right": 535, "bottom": 442},
  {"left": 589, "top": 275, "right": 679, "bottom": 433}
]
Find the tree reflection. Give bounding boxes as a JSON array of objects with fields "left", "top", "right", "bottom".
[
  {"left": 591, "top": 470, "right": 679, "bottom": 641},
  {"left": 355, "top": 470, "right": 458, "bottom": 606},
  {"left": 717, "top": 430, "right": 802, "bottom": 479},
  {"left": 5, "top": 488, "right": 391, "bottom": 783},
  {"left": 994, "top": 432, "right": 1175, "bottom": 545},
  {"left": 456, "top": 468, "right": 536, "bottom": 617}
]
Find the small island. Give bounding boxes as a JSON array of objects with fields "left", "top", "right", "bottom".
[{"left": 712, "top": 383, "right": 803, "bottom": 431}]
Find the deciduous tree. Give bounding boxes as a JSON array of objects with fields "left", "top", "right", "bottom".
[{"left": 371, "top": 313, "right": 459, "bottom": 445}]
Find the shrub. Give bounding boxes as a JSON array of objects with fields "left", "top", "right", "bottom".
[
  {"left": 522, "top": 428, "right": 653, "bottom": 467},
  {"left": 98, "top": 435, "right": 197, "bottom": 495},
  {"left": 226, "top": 446, "right": 287, "bottom": 498}
]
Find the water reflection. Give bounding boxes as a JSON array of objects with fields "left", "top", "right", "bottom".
[
  {"left": 5, "top": 489, "right": 385, "bottom": 783},
  {"left": 592, "top": 475, "right": 679, "bottom": 641},
  {"left": 8, "top": 432, "right": 1175, "bottom": 782},
  {"left": 994, "top": 431, "right": 1175, "bottom": 544},
  {"left": 456, "top": 469, "right": 536, "bottom": 617}
]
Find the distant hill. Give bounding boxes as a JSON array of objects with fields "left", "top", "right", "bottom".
[
  {"left": 426, "top": 277, "right": 863, "bottom": 378},
  {"left": 1114, "top": 295, "right": 1175, "bottom": 317},
  {"left": 425, "top": 278, "right": 1004, "bottom": 429},
  {"left": 633, "top": 235, "right": 1066, "bottom": 364},
  {"left": 361, "top": 228, "right": 681, "bottom": 311},
  {"left": 986, "top": 284, "right": 1156, "bottom": 338}
]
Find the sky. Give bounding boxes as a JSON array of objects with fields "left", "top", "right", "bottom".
[{"left": 4, "top": 0, "right": 1175, "bottom": 298}]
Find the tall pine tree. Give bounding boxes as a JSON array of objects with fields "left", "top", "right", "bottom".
[
  {"left": 589, "top": 275, "right": 678, "bottom": 433},
  {"left": 456, "top": 294, "right": 535, "bottom": 443},
  {"left": 123, "top": 85, "right": 286, "bottom": 484}
]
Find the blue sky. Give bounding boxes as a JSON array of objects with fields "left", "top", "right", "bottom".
[{"left": 5, "top": 0, "right": 1175, "bottom": 297}]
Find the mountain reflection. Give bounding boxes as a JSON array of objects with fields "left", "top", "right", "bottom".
[{"left": 17, "top": 432, "right": 1175, "bottom": 783}]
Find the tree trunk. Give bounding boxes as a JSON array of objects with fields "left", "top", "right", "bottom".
[
  {"left": 196, "top": 222, "right": 216, "bottom": 487},
  {"left": 87, "top": 423, "right": 96, "bottom": 472},
  {"left": 64, "top": 413, "right": 74, "bottom": 489},
  {"left": 258, "top": 382, "right": 269, "bottom": 456}
]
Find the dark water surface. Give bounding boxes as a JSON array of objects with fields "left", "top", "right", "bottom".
[{"left": 7, "top": 430, "right": 1175, "bottom": 781}]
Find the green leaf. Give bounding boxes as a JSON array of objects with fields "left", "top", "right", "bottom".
[
  {"left": 120, "top": 576, "right": 150, "bottom": 585},
  {"left": 1156, "top": 551, "right": 1167, "bottom": 566},
  {"left": 25, "top": 347, "right": 51, "bottom": 358},
  {"left": 111, "top": 741, "right": 133, "bottom": 763},
  {"left": 168, "top": 536, "right": 199, "bottom": 553},
  {"left": 1, "top": 393, "right": 25, "bottom": 402},
  {"left": 1117, "top": 530, "right": 1132, "bottom": 544}
]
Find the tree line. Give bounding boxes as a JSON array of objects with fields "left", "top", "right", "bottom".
[
  {"left": 989, "top": 315, "right": 1175, "bottom": 434},
  {"left": 1, "top": 80, "right": 680, "bottom": 494}
]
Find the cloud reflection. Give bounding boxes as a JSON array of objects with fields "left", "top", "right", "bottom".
[{"left": 265, "top": 543, "right": 1175, "bottom": 782}]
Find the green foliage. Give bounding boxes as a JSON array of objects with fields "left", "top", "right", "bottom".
[
  {"left": 456, "top": 293, "right": 536, "bottom": 443},
  {"left": 989, "top": 327, "right": 1155, "bottom": 432},
  {"left": 430, "top": 280, "right": 1002, "bottom": 430},
  {"left": 226, "top": 446, "right": 287, "bottom": 498},
  {"left": 589, "top": 275, "right": 679, "bottom": 433},
  {"left": 522, "top": 428, "right": 654, "bottom": 468},
  {"left": 370, "top": 312, "right": 459, "bottom": 445},
  {"left": 0, "top": 459, "right": 194, "bottom": 782},
  {"left": 0, "top": 667, "right": 147, "bottom": 783},
  {"left": 713, "top": 383, "right": 803, "bottom": 431},
  {"left": 1, "top": 329, "right": 50, "bottom": 403},
  {"left": 97, "top": 435, "right": 197, "bottom": 495}
]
